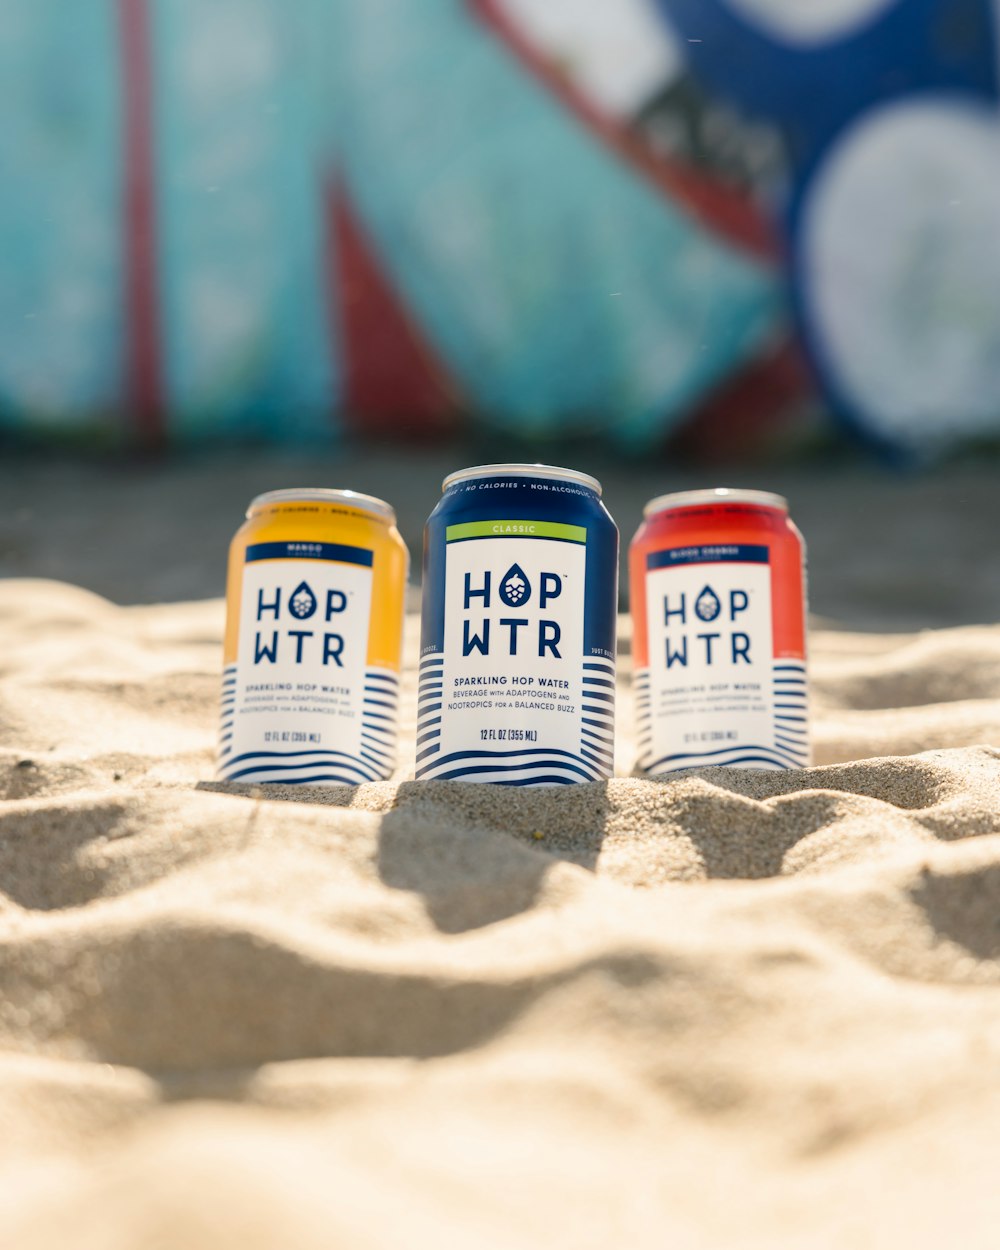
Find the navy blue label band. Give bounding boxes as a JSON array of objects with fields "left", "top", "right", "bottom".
[
  {"left": 246, "top": 541, "right": 373, "bottom": 567},
  {"left": 647, "top": 543, "right": 769, "bottom": 570}
]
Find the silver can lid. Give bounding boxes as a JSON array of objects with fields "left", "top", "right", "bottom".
[
  {"left": 442, "top": 463, "right": 602, "bottom": 496},
  {"left": 248, "top": 488, "right": 395, "bottom": 522},
  {"left": 643, "top": 487, "right": 788, "bottom": 518}
]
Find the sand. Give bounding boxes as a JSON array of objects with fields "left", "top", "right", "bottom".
[{"left": 2, "top": 576, "right": 1000, "bottom": 1248}]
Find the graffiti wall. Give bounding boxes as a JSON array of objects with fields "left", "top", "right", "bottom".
[{"left": 0, "top": 0, "right": 997, "bottom": 455}]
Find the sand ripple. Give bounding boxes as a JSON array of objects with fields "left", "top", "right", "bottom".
[{"left": 2, "top": 581, "right": 1000, "bottom": 1248}]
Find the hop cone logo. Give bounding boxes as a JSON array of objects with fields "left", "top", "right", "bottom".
[
  {"left": 695, "top": 585, "right": 721, "bottom": 622},
  {"left": 499, "top": 563, "right": 531, "bottom": 608},
  {"left": 289, "top": 581, "right": 317, "bottom": 619}
]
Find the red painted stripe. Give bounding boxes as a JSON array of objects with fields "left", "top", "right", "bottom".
[
  {"left": 670, "top": 337, "right": 815, "bottom": 458},
  {"left": 329, "top": 181, "right": 461, "bottom": 436},
  {"left": 469, "top": 0, "right": 776, "bottom": 261},
  {"left": 118, "top": 0, "right": 165, "bottom": 446}
]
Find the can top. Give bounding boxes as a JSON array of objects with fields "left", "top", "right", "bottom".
[
  {"left": 248, "top": 488, "right": 395, "bottom": 522},
  {"left": 643, "top": 487, "right": 788, "bottom": 518},
  {"left": 442, "top": 463, "right": 602, "bottom": 496}
]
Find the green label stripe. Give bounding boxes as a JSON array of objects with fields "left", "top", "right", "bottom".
[{"left": 446, "top": 519, "right": 587, "bottom": 543}]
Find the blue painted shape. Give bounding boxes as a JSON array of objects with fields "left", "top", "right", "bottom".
[
  {"left": 329, "top": 0, "right": 782, "bottom": 447},
  {"left": 149, "top": 0, "right": 338, "bottom": 438},
  {"left": 0, "top": 1, "right": 123, "bottom": 431},
  {"left": 787, "top": 92, "right": 1000, "bottom": 461},
  {"left": 654, "top": 0, "right": 997, "bottom": 168}
]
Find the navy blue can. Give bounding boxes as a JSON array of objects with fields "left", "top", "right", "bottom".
[{"left": 417, "top": 464, "right": 618, "bottom": 784}]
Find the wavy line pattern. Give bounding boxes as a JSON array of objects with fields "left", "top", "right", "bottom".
[
  {"left": 217, "top": 665, "right": 399, "bottom": 785},
  {"left": 635, "top": 659, "right": 809, "bottom": 774},
  {"left": 416, "top": 653, "right": 615, "bottom": 784}
]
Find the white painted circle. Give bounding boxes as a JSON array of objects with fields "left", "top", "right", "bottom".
[
  {"left": 495, "top": 0, "right": 681, "bottom": 115},
  {"left": 800, "top": 97, "right": 1000, "bottom": 449},
  {"left": 721, "top": 0, "right": 900, "bottom": 46}
]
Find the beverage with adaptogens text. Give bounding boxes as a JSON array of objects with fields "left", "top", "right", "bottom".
[
  {"left": 630, "top": 488, "right": 808, "bottom": 774},
  {"left": 418, "top": 464, "right": 618, "bottom": 784},
  {"left": 218, "top": 489, "right": 407, "bottom": 785}
]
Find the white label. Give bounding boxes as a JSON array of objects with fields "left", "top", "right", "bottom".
[
  {"left": 642, "top": 555, "right": 777, "bottom": 770},
  {"left": 419, "top": 535, "right": 613, "bottom": 783},
  {"left": 225, "top": 557, "right": 374, "bottom": 781}
]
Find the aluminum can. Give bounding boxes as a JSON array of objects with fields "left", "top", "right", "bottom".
[
  {"left": 630, "top": 488, "right": 808, "bottom": 774},
  {"left": 218, "top": 488, "right": 408, "bottom": 785},
  {"left": 418, "top": 464, "right": 618, "bottom": 784}
]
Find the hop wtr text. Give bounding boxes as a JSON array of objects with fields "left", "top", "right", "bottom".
[
  {"left": 252, "top": 581, "right": 351, "bottom": 666},
  {"left": 461, "top": 563, "right": 565, "bottom": 658},
  {"left": 662, "top": 585, "right": 753, "bottom": 667}
]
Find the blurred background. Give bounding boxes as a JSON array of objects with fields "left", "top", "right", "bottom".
[{"left": 1, "top": 0, "right": 999, "bottom": 624}]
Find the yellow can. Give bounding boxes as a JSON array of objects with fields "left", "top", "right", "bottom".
[{"left": 218, "top": 488, "right": 408, "bottom": 784}]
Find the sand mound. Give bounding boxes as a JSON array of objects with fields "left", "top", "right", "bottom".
[{"left": 2, "top": 580, "right": 1000, "bottom": 1248}]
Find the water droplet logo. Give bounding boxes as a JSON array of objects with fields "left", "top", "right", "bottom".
[
  {"left": 499, "top": 563, "right": 531, "bottom": 608},
  {"left": 695, "top": 585, "right": 721, "bottom": 622},
  {"left": 289, "top": 581, "right": 317, "bottom": 619}
]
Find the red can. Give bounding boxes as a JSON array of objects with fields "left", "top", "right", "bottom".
[{"left": 630, "top": 488, "right": 808, "bottom": 774}]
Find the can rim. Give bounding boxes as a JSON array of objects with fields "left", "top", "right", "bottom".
[
  {"left": 643, "top": 487, "right": 788, "bottom": 517},
  {"left": 442, "top": 463, "right": 602, "bottom": 496},
  {"left": 247, "top": 488, "right": 395, "bottom": 521}
]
